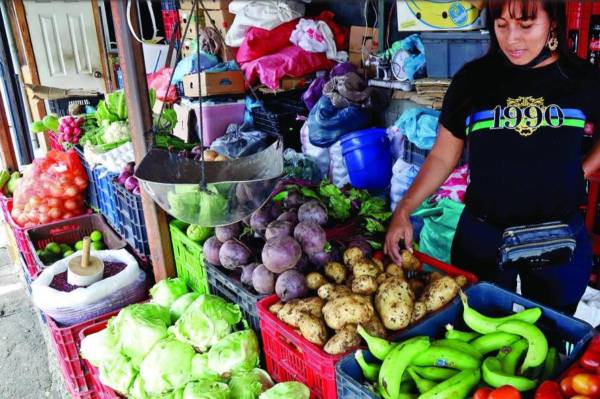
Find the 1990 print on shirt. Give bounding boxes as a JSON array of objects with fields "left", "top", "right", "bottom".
[{"left": 439, "top": 57, "right": 600, "bottom": 227}]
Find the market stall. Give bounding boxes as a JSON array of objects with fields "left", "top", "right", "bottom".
[{"left": 2, "top": 1, "right": 600, "bottom": 399}]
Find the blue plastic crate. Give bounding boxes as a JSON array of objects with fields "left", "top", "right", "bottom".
[
  {"left": 93, "top": 167, "right": 120, "bottom": 234},
  {"left": 421, "top": 31, "right": 490, "bottom": 78},
  {"left": 335, "top": 282, "right": 595, "bottom": 399},
  {"left": 113, "top": 180, "right": 149, "bottom": 258}
]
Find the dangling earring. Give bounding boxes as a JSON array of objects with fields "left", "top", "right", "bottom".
[{"left": 547, "top": 31, "right": 558, "bottom": 51}]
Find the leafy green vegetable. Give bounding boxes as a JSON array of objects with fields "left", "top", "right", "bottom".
[
  {"left": 170, "top": 292, "right": 200, "bottom": 324},
  {"left": 80, "top": 321, "right": 120, "bottom": 367},
  {"left": 139, "top": 337, "right": 196, "bottom": 395},
  {"left": 42, "top": 114, "right": 59, "bottom": 132},
  {"left": 170, "top": 294, "right": 242, "bottom": 352},
  {"left": 99, "top": 353, "right": 138, "bottom": 395},
  {"left": 150, "top": 278, "right": 189, "bottom": 308},
  {"left": 229, "top": 369, "right": 274, "bottom": 399},
  {"left": 271, "top": 191, "right": 287, "bottom": 203},
  {"left": 299, "top": 187, "right": 321, "bottom": 202},
  {"left": 367, "top": 240, "right": 383, "bottom": 250},
  {"left": 259, "top": 382, "right": 310, "bottom": 399},
  {"left": 318, "top": 180, "right": 351, "bottom": 220},
  {"left": 191, "top": 353, "right": 223, "bottom": 383},
  {"left": 112, "top": 303, "right": 171, "bottom": 365},
  {"left": 207, "top": 330, "right": 259, "bottom": 377},
  {"left": 183, "top": 381, "right": 231, "bottom": 399},
  {"left": 30, "top": 120, "right": 46, "bottom": 133},
  {"left": 364, "top": 218, "right": 386, "bottom": 234}
]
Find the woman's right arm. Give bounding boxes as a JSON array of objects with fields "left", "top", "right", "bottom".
[{"left": 384, "top": 125, "right": 465, "bottom": 264}]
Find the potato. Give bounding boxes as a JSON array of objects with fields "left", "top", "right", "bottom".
[
  {"left": 343, "top": 247, "right": 364, "bottom": 266},
  {"left": 351, "top": 275, "right": 378, "bottom": 295},
  {"left": 306, "top": 272, "right": 328, "bottom": 290},
  {"left": 324, "top": 262, "right": 348, "bottom": 284},
  {"left": 408, "top": 278, "right": 425, "bottom": 298},
  {"left": 420, "top": 276, "right": 460, "bottom": 313},
  {"left": 426, "top": 271, "right": 444, "bottom": 283},
  {"left": 203, "top": 149, "right": 219, "bottom": 161},
  {"left": 372, "top": 258, "right": 384, "bottom": 272},
  {"left": 352, "top": 260, "right": 381, "bottom": 278},
  {"left": 322, "top": 295, "right": 375, "bottom": 330},
  {"left": 375, "top": 277, "right": 414, "bottom": 330},
  {"left": 401, "top": 250, "right": 421, "bottom": 271},
  {"left": 411, "top": 301, "right": 427, "bottom": 323},
  {"left": 277, "top": 297, "right": 324, "bottom": 327},
  {"left": 454, "top": 275, "right": 468, "bottom": 288},
  {"left": 362, "top": 314, "right": 387, "bottom": 338},
  {"left": 324, "top": 324, "right": 361, "bottom": 355},
  {"left": 214, "top": 154, "right": 230, "bottom": 161},
  {"left": 269, "top": 302, "right": 284, "bottom": 315},
  {"left": 317, "top": 283, "right": 351, "bottom": 301},
  {"left": 298, "top": 313, "right": 328, "bottom": 346},
  {"left": 376, "top": 272, "right": 391, "bottom": 285},
  {"left": 386, "top": 263, "right": 404, "bottom": 278}
]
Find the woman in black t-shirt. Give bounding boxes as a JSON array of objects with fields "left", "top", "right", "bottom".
[{"left": 385, "top": 0, "right": 600, "bottom": 314}]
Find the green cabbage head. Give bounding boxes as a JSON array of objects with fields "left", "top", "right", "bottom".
[
  {"left": 228, "top": 368, "right": 274, "bottom": 399},
  {"left": 170, "top": 292, "right": 200, "bottom": 324},
  {"left": 191, "top": 353, "right": 223, "bottom": 383},
  {"left": 80, "top": 320, "right": 120, "bottom": 367},
  {"left": 207, "top": 330, "right": 259, "bottom": 378},
  {"left": 183, "top": 381, "right": 231, "bottom": 399},
  {"left": 139, "top": 337, "right": 196, "bottom": 395},
  {"left": 99, "top": 353, "right": 137, "bottom": 395},
  {"left": 259, "top": 382, "right": 310, "bottom": 399},
  {"left": 150, "top": 278, "right": 189, "bottom": 308}
]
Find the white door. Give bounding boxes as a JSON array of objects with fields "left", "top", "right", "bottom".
[{"left": 24, "top": 0, "right": 106, "bottom": 92}]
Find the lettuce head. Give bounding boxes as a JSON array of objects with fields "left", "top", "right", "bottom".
[
  {"left": 207, "top": 330, "right": 259, "bottom": 378},
  {"left": 99, "top": 353, "right": 137, "bottom": 395},
  {"left": 80, "top": 320, "right": 120, "bottom": 367},
  {"left": 191, "top": 353, "right": 223, "bottom": 383},
  {"left": 259, "top": 382, "right": 310, "bottom": 399},
  {"left": 150, "top": 278, "right": 189, "bottom": 308},
  {"left": 229, "top": 368, "right": 274, "bottom": 399},
  {"left": 139, "top": 337, "right": 196, "bottom": 395},
  {"left": 170, "top": 292, "right": 200, "bottom": 324},
  {"left": 183, "top": 381, "right": 231, "bottom": 399}
]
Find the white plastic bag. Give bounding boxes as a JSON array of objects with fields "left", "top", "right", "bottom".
[
  {"left": 83, "top": 141, "right": 135, "bottom": 174},
  {"left": 33, "top": 249, "right": 140, "bottom": 308},
  {"left": 226, "top": 0, "right": 305, "bottom": 47},
  {"left": 300, "top": 121, "right": 330, "bottom": 177},
  {"left": 329, "top": 141, "right": 349, "bottom": 188},
  {"left": 390, "top": 158, "right": 420, "bottom": 209},
  {"left": 290, "top": 19, "right": 347, "bottom": 62}
]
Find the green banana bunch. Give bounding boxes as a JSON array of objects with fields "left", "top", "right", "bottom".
[
  {"left": 412, "top": 346, "right": 481, "bottom": 370},
  {"left": 355, "top": 350, "right": 380, "bottom": 382},
  {"left": 540, "top": 347, "right": 558, "bottom": 380},
  {"left": 482, "top": 357, "right": 537, "bottom": 391},
  {"left": 410, "top": 366, "right": 459, "bottom": 382},
  {"left": 358, "top": 325, "right": 397, "bottom": 361},
  {"left": 471, "top": 332, "right": 520, "bottom": 355},
  {"left": 497, "top": 320, "right": 548, "bottom": 373},
  {"left": 460, "top": 291, "right": 542, "bottom": 334},
  {"left": 498, "top": 338, "right": 529, "bottom": 375},
  {"left": 407, "top": 367, "right": 437, "bottom": 394},
  {"left": 444, "top": 324, "right": 479, "bottom": 342},
  {"left": 417, "top": 368, "right": 481, "bottom": 399},
  {"left": 431, "top": 339, "right": 483, "bottom": 360},
  {"left": 379, "top": 336, "right": 431, "bottom": 399}
]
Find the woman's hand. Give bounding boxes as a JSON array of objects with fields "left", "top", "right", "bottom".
[{"left": 384, "top": 205, "right": 414, "bottom": 265}]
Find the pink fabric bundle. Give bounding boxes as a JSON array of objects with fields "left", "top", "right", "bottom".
[{"left": 431, "top": 164, "right": 470, "bottom": 204}]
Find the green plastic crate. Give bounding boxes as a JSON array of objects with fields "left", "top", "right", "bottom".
[{"left": 169, "top": 220, "right": 209, "bottom": 294}]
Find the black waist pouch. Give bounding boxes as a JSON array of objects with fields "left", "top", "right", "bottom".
[{"left": 498, "top": 221, "right": 576, "bottom": 270}]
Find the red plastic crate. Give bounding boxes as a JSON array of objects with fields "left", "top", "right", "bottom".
[
  {"left": 256, "top": 251, "right": 478, "bottom": 399},
  {"left": 48, "top": 131, "right": 63, "bottom": 151},
  {"left": 5, "top": 200, "right": 37, "bottom": 278},
  {"left": 79, "top": 320, "right": 121, "bottom": 399},
  {"left": 47, "top": 310, "right": 120, "bottom": 399}
]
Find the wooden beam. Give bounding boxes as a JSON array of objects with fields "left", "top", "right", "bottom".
[
  {"left": 110, "top": 0, "right": 175, "bottom": 281},
  {"left": 91, "top": 0, "right": 110, "bottom": 93},
  {"left": 0, "top": 93, "right": 18, "bottom": 170}
]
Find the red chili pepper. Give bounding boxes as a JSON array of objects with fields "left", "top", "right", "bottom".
[{"left": 534, "top": 381, "right": 565, "bottom": 399}]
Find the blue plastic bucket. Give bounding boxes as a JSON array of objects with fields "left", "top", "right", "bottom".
[{"left": 340, "top": 128, "right": 392, "bottom": 190}]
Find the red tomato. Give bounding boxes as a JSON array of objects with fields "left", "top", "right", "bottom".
[
  {"left": 561, "top": 376, "right": 577, "bottom": 397},
  {"left": 489, "top": 386, "right": 521, "bottom": 399},
  {"left": 473, "top": 387, "right": 493, "bottom": 399},
  {"left": 372, "top": 250, "right": 384, "bottom": 262},
  {"left": 590, "top": 336, "right": 600, "bottom": 353},
  {"left": 581, "top": 350, "right": 600, "bottom": 371},
  {"left": 535, "top": 381, "right": 564, "bottom": 399},
  {"left": 572, "top": 374, "right": 600, "bottom": 398},
  {"left": 566, "top": 365, "right": 590, "bottom": 378}
]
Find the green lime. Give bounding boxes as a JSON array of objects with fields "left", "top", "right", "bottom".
[
  {"left": 63, "top": 250, "right": 75, "bottom": 258},
  {"left": 90, "top": 230, "right": 103, "bottom": 242},
  {"left": 59, "top": 244, "right": 72, "bottom": 254},
  {"left": 91, "top": 241, "right": 105, "bottom": 251},
  {"left": 74, "top": 240, "right": 84, "bottom": 251},
  {"left": 45, "top": 242, "right": 61, "bottom": 255}
]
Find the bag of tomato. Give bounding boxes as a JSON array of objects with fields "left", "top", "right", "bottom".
[{"left": 11, "top": 150, "right": 88, "bottom": 227}]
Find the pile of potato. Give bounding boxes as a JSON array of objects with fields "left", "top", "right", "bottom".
[{"left": 268, "top": 249, "right": 467, "bottom": 355}]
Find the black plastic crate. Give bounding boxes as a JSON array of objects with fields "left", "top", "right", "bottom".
[
  {"left": 252, "top": 98, "right": 307, "bottom": 151},
  {"left": 48, "top": 95, "right": 104, "bottom": 117},
  {"left": 205, "top": 261, "right": 264, "bottom": 334},
  {"left": 113, "top": 180, "right": 149, "bottom": 259}
]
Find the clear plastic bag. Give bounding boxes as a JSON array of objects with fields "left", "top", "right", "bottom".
[
  {"left": 283, "top": 148, "right": 322, "bottom": 182},
  {"left": 209, "top": 124, "right": 271, "bottom": 158}
]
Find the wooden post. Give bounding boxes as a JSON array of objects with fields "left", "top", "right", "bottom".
[
  {"left": 110, "top": 0, "right": 175, "bottom": 281},
  {"left": 0, "top": 93, "right": 18, "bottom": 170}
]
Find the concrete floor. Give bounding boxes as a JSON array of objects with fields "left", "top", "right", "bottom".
[{"left": 0, "top": 227, "right": 68, "bottom": 399}]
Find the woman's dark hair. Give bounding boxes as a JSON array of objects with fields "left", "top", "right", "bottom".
[{"left": 485, "top": 0, "right": 587, "bottom": 74}]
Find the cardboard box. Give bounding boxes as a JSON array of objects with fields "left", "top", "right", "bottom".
[
  {"left": 183, "top": 70, "right": 246, "bottom": 97},
  {"left": 179, "top": 9, "right": 205, "bottom": 29},
  {"left": 180, "top": 0, "right": 231, "bottom": 10},
  {"left": 349, "top": 26, "right": 379, "bottom": 54},
  {"left": 396, "top": 0, "right": 486, "bottom": 31},
  {"left": 204, "top": 10, "right": 235, "bottom": 39}
]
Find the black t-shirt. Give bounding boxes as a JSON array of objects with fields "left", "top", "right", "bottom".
[{"left": 439, "top": 54, "right": 600, "bottom": 227}]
